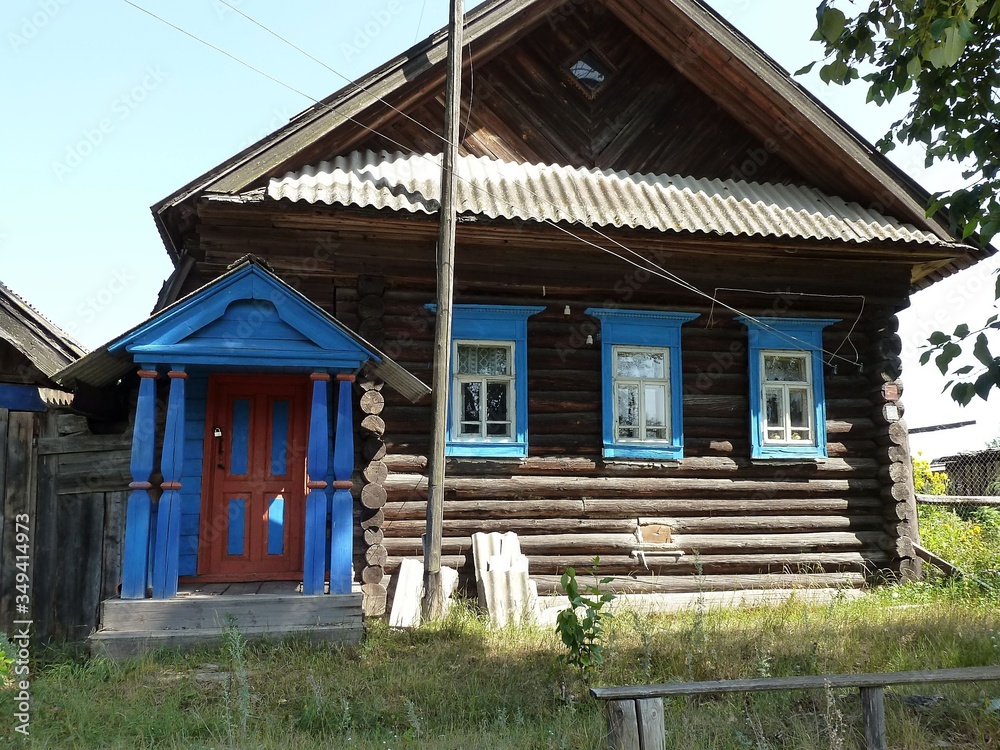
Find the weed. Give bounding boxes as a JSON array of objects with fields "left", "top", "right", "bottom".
[
  {"left": 555, "top": 556, "right": 615, "bottom": 682},
  {"left": 221, "top": 617, "right": 252, "bottom": 747},
  {"left": 0, "top": 633, "right": 16, "bottom": 688}
]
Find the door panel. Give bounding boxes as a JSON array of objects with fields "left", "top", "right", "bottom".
[{"left": 199, "top": 375, "right": 311, "bottom": 580}]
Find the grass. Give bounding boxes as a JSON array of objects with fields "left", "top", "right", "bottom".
[
  {"left": 918, "top": 504, "right": 1000, "bottom": 584},
  {"left": 3, "top": 582, "right": 1000, "bottom": 749}
]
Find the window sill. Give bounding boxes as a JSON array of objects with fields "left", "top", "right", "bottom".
[
  {"left": 750, "top": 454, "right": 828, "bottom": 463},
  {"left": 603, "top": 443, "right": 683, "bottom": 461},
  {"left": 446, "top": 441, "right": 528, "bottom": 459}
]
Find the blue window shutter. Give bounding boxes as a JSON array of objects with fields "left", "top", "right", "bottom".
[
  {"left": 736, "top": 316, "right": 840, "bottom": 460},
  {"left": 426, "top": 304, "right": 545, "bottom": 458},
  {"left": 585, "top": 308, "right": 700, "bottom": 460}
]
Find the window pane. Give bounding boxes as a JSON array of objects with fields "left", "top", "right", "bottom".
[
  {"left": 644, "top": 384, "right": 666, "bottom": 428},
  {"left": 764, "top": 388, "right": 784, "bottom": 429},
  {"left": 788, "top": 388, "right": 809, "bottom": 428},
  {"left": 646, "top": 427, "right": 667, "bottom": 440},
  {"left": 764, "top": 354, "right": 807, "bottom": 382},
  {"left": 618, "top": 427, "right": 639, "bottom": 439},
  {"left": 478, "top": 346, "right": 509, "bottom": 376},
  {"left": 790, "top": 429, "right": 811, "bottom": 442},
  {"left": 766, "top": 428, "right": 785, "bottom": 441},
  {"left": 617, "top": 383, "right": 639, "bottom": 427},
  {"left": 461, "top": 422, "right": 482, "bottom": 436},
  {"left": 486, "top": 422, "right": 511, "bottom": 437},
  {"left": 462, "top": 381, "right": 481, "bottom": 422},
  {"left": 457, "top": 344, "right": 475, "bottom": 374},
  {"left": 616, "top": 350, "right": 665, "bottom": 379},
  {"left": 486, "top": 381, "right": 509, "bottom": 423}
]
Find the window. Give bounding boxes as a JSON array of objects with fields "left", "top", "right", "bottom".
[
  {"left": 737, "top": 316, "right": 840, "bottom": 460},
  {"left": 614, "top": 347, "right": 670, "bottom": 442},
  {"left": 568, "top": 50, "right": 611, "bottom": 97},
  {"left": 426, "top": 304, "right": 545, "bottom": 458},
  {"left": 586, "top": 308, "right": 700, "bottom": 459},
  {"left": 455, "top": 342, "right": 513, "bottom": 439}
]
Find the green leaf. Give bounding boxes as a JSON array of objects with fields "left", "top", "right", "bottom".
[
  {"left": 820, "top": 6, "right": 848, "bottom": 42},
  {"left": 930, "top": 17, "right": 952, "bottom": 40},
  {"left": 928, "top": 331, "right": 950, "bottom": 346},
  {"left": 935, "top": 342, "right": 962, "bottom": 374},
  {"left": 951, "top": 382, "right": 977, "bottom": 405},
  {"left": 919, "top": 350, "right": 933, "bottom": 365},
  {"left": 906, "top": 55, "right": 922, "bottom": 77},
  {"left": 973, "top": 333, "right": 999, "bottom": 371},
  {"left": 973, "top": 371, "right": 997, "bottom": 401},
  {"left": 795, "top": 61, "right": 817, "bottom": 76},
  {"left": 954, "top": 323, "right": 971, "bottom": 338}
]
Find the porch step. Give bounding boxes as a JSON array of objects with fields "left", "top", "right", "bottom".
[
  {"left": 89, "top": 622, "right": 362, "bottom": 659},
  {"left": 100, "top": 592, "right": 363, "bottom": 631}
]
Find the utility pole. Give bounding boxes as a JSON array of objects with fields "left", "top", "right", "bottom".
[{"left": 423, "top": 0, "right": 464, "bottom": 621}]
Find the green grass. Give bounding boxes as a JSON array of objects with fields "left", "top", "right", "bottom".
[
  {"left": 4, "top": 587, "right": 1000, "bottom": 749},
  {"left": 918, "top": 504, "right": 1000, "bottom": 584}
]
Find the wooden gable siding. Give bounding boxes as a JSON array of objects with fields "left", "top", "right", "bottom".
[
  {"left": 348, "top": 4, "right": 802, "bottom": 182},
  {"left": 185, "top": 201, "right": 916, "bottom": 597}
]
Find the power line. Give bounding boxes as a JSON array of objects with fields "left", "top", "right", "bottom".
[
  {"left": 122, "top": 0, "right": 864, "bottom": 367},
  {"left": 172, "top": 0, "right": 863, "bottom": 365}
]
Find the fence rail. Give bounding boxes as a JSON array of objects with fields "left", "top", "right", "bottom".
[{"left": 916, "top": 494, "right": 1000, "bottom": 507}]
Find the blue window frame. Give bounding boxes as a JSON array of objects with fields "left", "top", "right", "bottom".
[
  {"left": 426, "top": 304, "right": 545, "bottom": 458},
  {"left": 585, "top": 308, "right": 700, "bottom": 460},
  {"left": 736, "top": 316, "right": 840, "bottom": 460}
]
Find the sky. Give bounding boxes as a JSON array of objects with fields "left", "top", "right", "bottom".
[{"left": 3, "top": 0, "right": 998, "bottom": 457}]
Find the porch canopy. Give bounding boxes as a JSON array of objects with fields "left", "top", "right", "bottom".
[{"left": 55, "top": 256, "right": 429, "bottom": 600}]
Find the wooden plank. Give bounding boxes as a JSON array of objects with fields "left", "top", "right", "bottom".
[
  {"left": 590, "top": 665, "right": 1000, "bottom": 700},
  {"left": 101, "top": 492, "right": 128, "bottom": 601},
  {"left": 0, "top": 411, "right": 36, "bottom": 633},
  {"left": 0, "top": 408, "right": 8, "bottom": 581},
  {"left": 860, "top": 686, "right": 887, "bottom": 750},
  {"left": 916, "top": 494, "right": 1000, "bottom": 507},
  {"left": 605, "top": 700, "right": 640, "bottom": 750},
  {"left": 635, "top": 698, "right": 666, "bottom": 750}
]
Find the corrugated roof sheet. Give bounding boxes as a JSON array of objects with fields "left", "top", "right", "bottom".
[
  {"left": 268, "top": 151, "right": 957, "bottom": 248},
  {"left": 0, "top": 280, "right": 86, "bottom": 378}
]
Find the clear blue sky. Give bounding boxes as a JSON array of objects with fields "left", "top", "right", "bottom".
[{"left": 3, "top": 0, "right": 998, "bottom": 454}]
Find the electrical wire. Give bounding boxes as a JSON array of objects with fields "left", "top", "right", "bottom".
[
  {"left": 123, "top": 0, "right": 871, "bottom": 368},
  {"left": 180, "top": 0, "right": 864, "bottom": 365}
]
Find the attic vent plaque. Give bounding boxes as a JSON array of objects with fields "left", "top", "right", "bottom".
[{"left": 569, "top": 51, "right": 610, "bottom": 96}]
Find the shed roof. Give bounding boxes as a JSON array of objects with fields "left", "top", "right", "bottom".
[
  {"left": 266, "top": 151, "right": 959, "bottom": 249},
  {"left": 0, "top": 280, "right": 86, "bottom": 380}
]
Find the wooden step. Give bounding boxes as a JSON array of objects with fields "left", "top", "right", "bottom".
[
  {"left": 88, "top": 622, "right": 363, "bottom": 659},
  {"left": 100, "top": 593, "right": 363, "bottom": 632}
]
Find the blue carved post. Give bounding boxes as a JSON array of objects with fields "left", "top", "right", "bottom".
[
  {"left": 303, "top": 373, "right": 330, "bottom": 595},
  {"left": 330, "top": 374, "right": 355, "bottom": 595},
  {"left": 121, "top": 368, "right": 158, "bottom": 599},
  {"left": 152, "top": 368, "right": 186, "bottom": 599}
]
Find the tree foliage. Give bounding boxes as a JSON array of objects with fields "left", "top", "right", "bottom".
[{"left": 804, "top": 0, "right": 1000, "bottom": 403}]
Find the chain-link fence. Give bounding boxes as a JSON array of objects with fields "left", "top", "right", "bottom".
[{"left": 918, "top": 448, "right": 1000, "bottom": 504}]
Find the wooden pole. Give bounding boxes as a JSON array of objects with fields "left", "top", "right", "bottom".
[
  {"left": 859, "top": 686, "right": 887, "bottom": 750},
  {"left": 423, "top": 0, "right": 465, "bottom": 622}
]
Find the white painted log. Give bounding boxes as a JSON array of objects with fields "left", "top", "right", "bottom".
[{"left": 389, "top": 558, "right": 424, "bottom": 629}]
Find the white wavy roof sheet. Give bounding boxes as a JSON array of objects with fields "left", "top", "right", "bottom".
[{"left": 267, "top": 151, "right": 953, "bottom": 247}]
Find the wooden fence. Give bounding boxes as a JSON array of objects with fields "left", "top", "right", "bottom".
[{"left": 0, "top": 408, "right": 130, "bottom": 641}]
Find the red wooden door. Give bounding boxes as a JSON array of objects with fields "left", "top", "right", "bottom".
[{"left": 198, "top": 374, "right": 311, "bottom": 580}]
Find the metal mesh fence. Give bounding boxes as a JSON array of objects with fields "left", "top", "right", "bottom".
[{"left": 918, "top": 448, "right": 1000, "bottom": 505}]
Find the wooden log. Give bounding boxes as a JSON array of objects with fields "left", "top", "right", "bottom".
[
  {"left": 363, "top": 460, "right": 389, "bottom": 485},
  {"left": 361, "top": 581, "right": 387, "bottom": 617},
  {"left": 362, "top": 438, "right": 387, "bottom": 462},
  {"left": 383, "top": 473, "right": 881, "bottom": 499},
  {"left": 361, "top": 509, "right": 385, "bottom": 530},
  {"left": 383, "top": 496, "right": 883, "bottom": 521},
  {"left": 877, "top": 462, "right": 910, "bottom": 484},
  {"left": 361, "top": 565, "right": 385, "bottom": 585},
  {"left": 365, "top": 545, "right": 388, "bottom": 567},
  {"left": 363, "top": 527, "right": 385, "bottom": 546},
  {"left": 382, "top": 531, "right": 883, "bottom": 556},
  {"left": 530, "top": 571, "right": 865, "bottom": 595},
  {"left": 360, "top": 390, "right": 385, "bottom": 415},
  {"left": 873, "top": 420, "right": 909, "bottom": 447},
  {"left": 381, "top": 515, "right": 884, "bottom": 538},
  {"left": 358, "top": 294, "right": 386, "bottom": 320},
  {"left": 361, "top": 415, "right": 386, "bottom": 437},
  {"left": 361, "top": 483, "right": 388, "bottom": 509},
  {"left": 357, "top": 275, "right": 385, "bottom": 296},
  {"left": 359, "top": 379, "right": 384, "bottom": 392}
]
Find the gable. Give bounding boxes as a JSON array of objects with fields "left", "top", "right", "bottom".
[
  {"left": 111, "top": 264, "right": 381, "bottom": 371},
  {"left": 351, "top": 4, "right": 802, "bottom": 183}
]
